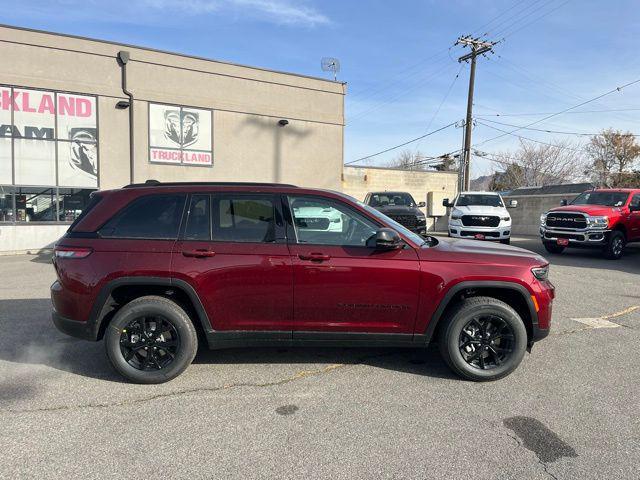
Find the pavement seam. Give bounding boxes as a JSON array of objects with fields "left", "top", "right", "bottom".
[{"left": 1, "top": 352, "right": 398, "bottom": 414}]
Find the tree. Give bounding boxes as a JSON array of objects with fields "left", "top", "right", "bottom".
[
  {"left": 387, "top": 149, "right": 428, "bottom": 170},
  {"left": 486, "top": 139, "right": 585, "bottom": 191},
  {"left": 585, "top": 129, "right": 640, "bottom": 187},
  {"left": 430, "top": 154, "right": 458, "bottom": 172}
]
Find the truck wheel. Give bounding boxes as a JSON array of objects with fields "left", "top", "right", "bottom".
[
  {"left": 500, "top": 238, "right": 511, "bottom": 245},
  {"left": 105, "top": 295, "right": 198, "bottom": 384},
  {"left": 603, "top": 231, "right": 625, "bottom": 260},
  {"left": 438, "top": 296, "right": 527, "bottom": 382},
  {"left": 543, "top": 241, "right": 565, "bottom": 254}
]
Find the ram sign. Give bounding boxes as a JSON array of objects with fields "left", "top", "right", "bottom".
[
  {"left": 149, "top": 103, "right": 213, "bottom": 166},
  {"left": 0, "top": 86, "right": 98, "bottom": 188}
]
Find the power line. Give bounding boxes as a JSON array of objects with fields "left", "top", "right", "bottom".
[
  {"left": 475, "top": 107, "right": 640, "bottom": 117},
  {"left": 499, "top": 0, "right": 573, "bottom": 39},
  {"left": 345, "top": 121, "right": 460, "bottom": 165},
  {"left": 473, "top": 77, "right": 640, "bottom": 148},
  {"left": 413, "top": 63, "right": 465, "bottom": 152},
  {"left": 471, "top": 0, "right": 530, "bottom": 37},
  {"left": 480, "top": 117, "right": 640, "bottom": 137},
  {"left": 475, "top": 120, "right": 583, "bottom": 152},
  {"left": 348, "top": 60, "right": 459, "bottom": 121}
]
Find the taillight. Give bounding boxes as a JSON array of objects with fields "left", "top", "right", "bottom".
[{"left": 54, "top": 246, "right": 93, "bottom": 259}]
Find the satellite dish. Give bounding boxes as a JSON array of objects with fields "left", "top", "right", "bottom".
[{"left": 321, "top": 57, "right": 340, "bottom": 81}]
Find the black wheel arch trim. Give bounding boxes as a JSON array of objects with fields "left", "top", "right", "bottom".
[
  {"left": 85, "top": 276, "right": 212, "bottom": 341},
  {"left": 423, "top": 281, "right": 539, "bottom": 343}
]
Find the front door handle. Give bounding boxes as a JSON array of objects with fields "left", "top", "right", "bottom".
[
  {"left": 182, "top": 249, "right": 216, "bottom": 258},
  {"left": 299, "top": 252, "right": 331, "bottom": 262}
]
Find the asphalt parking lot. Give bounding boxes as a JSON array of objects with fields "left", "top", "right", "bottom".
[{"left": 1, "top": 237, "right": 639, "bottom": 479}]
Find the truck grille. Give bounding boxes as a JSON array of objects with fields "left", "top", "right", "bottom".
[
  {"left": 461, "top": 215, "right": 500, "bottom": 227},
  {"left": 388, "top": 214, "right": 417, "bottom": 229},
  {"left": 545, "top": 212, "right": 587, "bottom": 229}
]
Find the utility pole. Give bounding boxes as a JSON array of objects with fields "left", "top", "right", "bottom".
[{"left": 456, "top": 36, "right": 496, "bottom": 190}]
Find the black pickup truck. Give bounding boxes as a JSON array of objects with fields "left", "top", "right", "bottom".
[{"left": 364, "top": 191, "right": 427, "bottom": 236}]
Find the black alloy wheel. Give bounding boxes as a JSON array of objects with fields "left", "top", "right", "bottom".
[
  {"left": 105, "top": 295, "right": 198, "bottom": 384},
  {"left": 119, "top": 316, "right": 180, "bottom": 371},
  {"left": 458, "top": 315, "right": 515, "bottom": 370}
]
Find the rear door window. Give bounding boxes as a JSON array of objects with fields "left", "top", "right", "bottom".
[
  {"left": 184, "top": 194, "right": 211, "bottom": 241},
  {"left": 99, "top": 194, "right": 186, "bottom": 239},
  {"left": 212, "top": 195, "right": 277, "bottom": 243}
]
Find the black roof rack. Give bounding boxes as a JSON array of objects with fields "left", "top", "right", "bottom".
[{"left": 124, "top": 180, "right": 297, "bottom": 188}]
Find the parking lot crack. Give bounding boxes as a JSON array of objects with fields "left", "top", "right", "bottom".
[{"left": 1, "top": 352, "right": 397, "bottom": 414}]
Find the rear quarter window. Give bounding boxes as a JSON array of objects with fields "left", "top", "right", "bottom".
[{"left": 99, "top": 194, "right": 186, "bottom": 240}]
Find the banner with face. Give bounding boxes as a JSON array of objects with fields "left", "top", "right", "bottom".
[{"left": 0, "top": 86, "right": 98, "bottom": 188}]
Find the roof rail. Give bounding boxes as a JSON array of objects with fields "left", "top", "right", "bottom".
[{"left": 123, "top": 180, "right": 298, "bottom": 188}]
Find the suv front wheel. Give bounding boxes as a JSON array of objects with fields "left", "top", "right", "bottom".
[
  {"left": 105, "top": 295, "right": 198, "bottom": 384},
  {"left": 439, "top": 296, "right": 528, "bottom": 381}
]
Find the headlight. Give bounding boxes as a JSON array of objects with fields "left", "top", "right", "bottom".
[
  {"left": 451, "top": 215, "right": 462, "bottom": 220},
  {"left": 501, "top": 216, "right": 510, "bottom": 221},
  {"left": 531, "top": 265, "right": 549, "bottom": 281},
  {"left": 540, "top": 213, "right": 547, "bottom": 225},
  {"left": 416, "top": 216, "right": 426, "bottom": 225},
  {"left": 586, "top": 216, "right": 608, "bottom": 228}
]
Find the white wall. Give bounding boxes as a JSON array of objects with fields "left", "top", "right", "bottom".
[{"left": 0, "top": 225, "right": 67, "bottom": 255}]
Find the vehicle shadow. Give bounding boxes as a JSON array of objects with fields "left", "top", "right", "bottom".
[
  {"left": 511, "top": 237, "right": 640, "bottom": 275},
  {"left": 0, "top": 298, "right": 457, "bottom": 384}
]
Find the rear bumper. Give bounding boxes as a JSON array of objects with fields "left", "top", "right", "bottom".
[{"left": 52, "top": 310, "right": 96, "bottom": 341}]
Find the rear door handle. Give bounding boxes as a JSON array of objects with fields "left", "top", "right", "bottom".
[
  {"left": 182, "top": 249, "right": 216, "bottom": 258},
  {"left": 299, "top": 252, "right": 331, "bottom": 262}
]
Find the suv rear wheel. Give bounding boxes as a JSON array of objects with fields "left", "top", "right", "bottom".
[
  {"left": 438, "top": 296, "right": 527, "bottom": 381},
  {"left": 603, "top": 230, "right": 625, "bottom": 260},
  {"left": 105, "top": 295, "right": 198, "bottom": 384},
  {"left": 543, "top": 241, "right": 565, "bottom": 254}
]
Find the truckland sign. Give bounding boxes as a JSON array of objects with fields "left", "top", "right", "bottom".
[
  {"left": 149, "top": 103, "right": 213, "bottom": 166},
  {"left": 0, "top": 86, "right": 98, "bottom": 188}
]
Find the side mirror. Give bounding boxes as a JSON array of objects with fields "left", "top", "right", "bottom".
[
  {"left": 366, "top": 228, "right": 402, "bottom": 250},
  {"left": 442, "top": 198, "right": 452, "bottom": 208},
  {"left": 417, "top": 201, "right": 426, "bottom": 208},
  {"left": 560, "top": 199, "right": 568, "bottom": 206},
  {"left": 507, "top": 199, "right": 518, "bottom": 208}
]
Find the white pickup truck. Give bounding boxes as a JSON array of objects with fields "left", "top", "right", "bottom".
[{"left": 443, "top": 192, "right": 517, "bottom": 244}]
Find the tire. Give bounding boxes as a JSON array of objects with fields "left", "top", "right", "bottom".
[
  {"left": 543, "top": 241, "right": 565, "bottom": 254},
  {"left": 500, "top": 238, "right": 511, "bottom": 245},
  {"left": 603, "top": 230, "right": 625, "bottom": 260},
  {"left": 438, "top": 296, "right": 528, "bottom": 382},
  {"left": 105, "top": 295, "right": 198, "bottom": 384}
]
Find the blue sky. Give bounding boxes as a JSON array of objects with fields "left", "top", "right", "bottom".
[{"left": 2, "top": 0, "right": 639, "bottom": 178}]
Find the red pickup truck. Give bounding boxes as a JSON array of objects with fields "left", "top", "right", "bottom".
[{"left": 540, "top": 188, "right": 640, "bottom": 259}]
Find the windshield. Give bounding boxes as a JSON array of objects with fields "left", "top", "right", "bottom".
[
  {"left": 368, "top": 192, "right": 416, "bottom": 208},
  {"left": 456, "top": 194, "right": 503, "bottom": 207},
  {"left": 358, "top": 201, "right": 427, "bottom": 246},
  {"left": 571, "top": 191, "right": 629, "bottom": 207}
]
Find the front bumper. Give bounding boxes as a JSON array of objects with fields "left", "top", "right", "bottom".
[
  {"left": 540, "top": 226, "right": 609, "bottom": 245},
  {"left": 449, "top": 223, "right": 511, "bottom": 240}
]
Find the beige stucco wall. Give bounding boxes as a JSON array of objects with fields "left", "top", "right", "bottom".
[
  {"left": 0, "top": 25, "right": 345, "bottom": 191},
  {"left": 503, "top": 193, "right": 579, "bottom": 236},
  {"left": 342, "top": 166, "right": 458, "bottom": 231}
]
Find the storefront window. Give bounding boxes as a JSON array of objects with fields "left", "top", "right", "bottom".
[
  {"left": 0, "top": 84, "right": 99, "bottom": 223},
  {"left": 0, "top": 187, "right": 15, "bottom": 222},
  {"left": 0, "top": 187, "right": 96, "bottom": 223}
]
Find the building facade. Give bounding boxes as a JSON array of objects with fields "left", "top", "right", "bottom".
[{"left": 0, "top": 25, "right": 345, "bottom": 253}]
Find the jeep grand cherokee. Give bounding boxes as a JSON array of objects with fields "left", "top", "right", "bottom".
[{"left": 51, "top": 181, "right": 554, "bottom": 383}]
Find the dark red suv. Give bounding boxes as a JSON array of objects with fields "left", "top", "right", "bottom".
[{"left": 51, "top": 181, "right": 554, "bottom": 383}]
